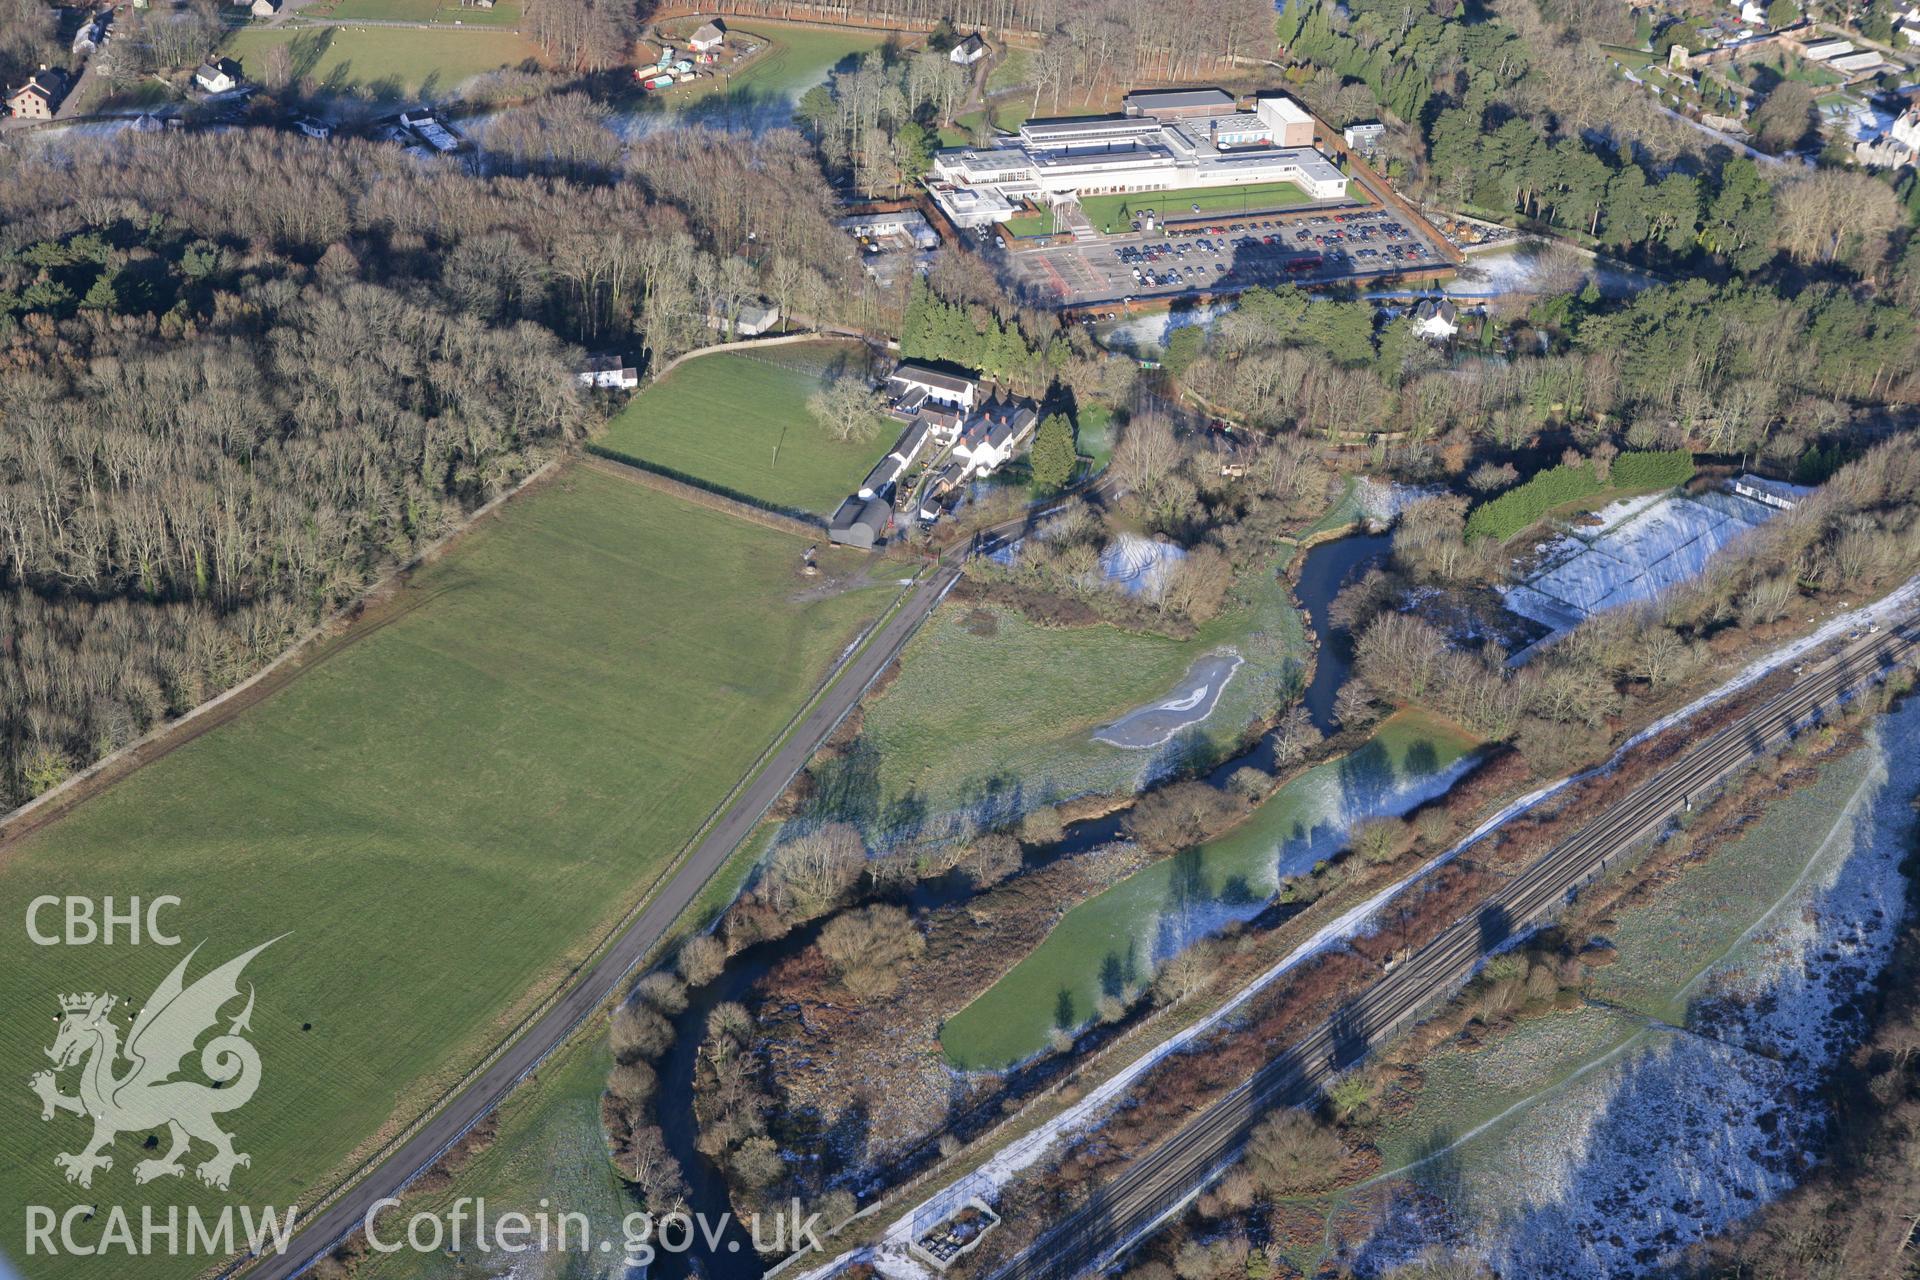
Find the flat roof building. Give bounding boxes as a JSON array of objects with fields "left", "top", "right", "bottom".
[{"left": 1123, "top": 87, "right": 1237, "bottom": 118}]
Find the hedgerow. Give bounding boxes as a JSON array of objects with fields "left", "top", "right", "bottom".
[{"left": 1464, "top": 450, "right": 1695, "bottom": 541}]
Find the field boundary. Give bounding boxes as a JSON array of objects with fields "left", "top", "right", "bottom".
[
  {"left": 583, "top": 449, "right": 829, "bottom": 536},
  {"left": 0, "top": 453, "right": 565, "bottom": 857}
]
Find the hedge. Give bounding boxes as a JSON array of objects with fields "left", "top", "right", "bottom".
[{"left": 1464, "top": 449, "right": 1694, "bottom": 542}]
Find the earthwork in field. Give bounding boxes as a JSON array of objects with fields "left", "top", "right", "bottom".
[{"left": 0, "top": 466, "right": 890, "bottom": 1277}]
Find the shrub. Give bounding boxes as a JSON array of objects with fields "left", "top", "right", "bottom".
[
  {"left": 632, "top": 970, "right": 688, "bottom": 1015},
  {"left": 818, "top": 904, "right": 926, "bottom": 997},
  {"left": 678, "top": 933, "right": 727, "bottom": 986},
  {"left": 955, "top": 832, "right": 1025, "bottom": 887},
  {"left": 609, "top": 1002, "right": 673, "bottom": 1063},
  {"left": 607, "top": 1060, "right": 659, "bottom": 1103}
]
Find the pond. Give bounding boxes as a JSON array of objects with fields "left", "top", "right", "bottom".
[
  {"left": 1293, "top": 529, "right": 1393, "bottom": 734},
  {"left": 938, "top": 707, "right": 1480, "bottom": 1072}
]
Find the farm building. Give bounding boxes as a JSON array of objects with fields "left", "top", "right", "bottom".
[
  {"left": 887, "top": 362, "right": 979, "bottom": 412},
  {"left": 950, "top": 395, "right": 1037, "bottom": 478},
  {"left": 950, "top": 34, "right": 986, "bottom": 64},
  {"left": 5, "top": 66, "right": 68, "bottom": 118},
  {"left": 828, "top": 495, "right": 892, "bottom": 549},
  {"left": 577, "top": 355, "right": 640, "bottom": 389},
  {"left": 195, "top": 57, "right": 243, "bottom": 93},
  {"left": 690, "top": 20, "right": 726, "bottom": 52}
]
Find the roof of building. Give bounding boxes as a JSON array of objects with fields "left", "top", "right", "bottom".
[
  {"left": 692, "top": 19, "right": 726, "bottom": 40},
  {"left": 888, "top": 361, "right": 976, "bottom": 396},
  {"left": 863, "top": 455, "right": 905, "bottom": 494},
  {"left": 1124, "top": 87, "right": 1235, "bottom": 112},
  {"left": 954, "top": 33, "right": 985, "bottom": 53},
  {"left": 1020, "top": 114, "right": 1158, "bottom": 143}
]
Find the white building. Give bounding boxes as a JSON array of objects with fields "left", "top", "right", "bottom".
[
  {"left": 1409, "top": 297, "right": 1458, "bottom": 341},
  {"left": 689, "top": 20, "right": 726, "bottom": 52},
  {"left": 927, "top": 96, "right": 1347, "bottom": 230},
  {"left": 577, "top": 355, "right": 639, "bottom": 389},
  {"left": 886, "top": 362, "right": 978, "bottom": 413},
  {"left": 1343, "top": 120, "right": 1385, "bottom": 153},
  {"left": 950, "top": 34, "right": 986, "bottom": 65},
  {"left": 1803, "top": 37, "right": 1855, "bottom": 59},
  {"left": 194, "top": 58, "right": 241, "bottom": 93}
]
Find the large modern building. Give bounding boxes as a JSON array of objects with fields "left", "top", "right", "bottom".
[{"left": 928, "top": 90, "right": 1347, "bottom": 230}]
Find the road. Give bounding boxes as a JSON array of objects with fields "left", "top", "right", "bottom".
[
  {"left": 240, "top": 480, "right": 1097, "bottom": 1279},
  {"left": 987, "top": 616, "right": 1920, "bottom": 1280}
]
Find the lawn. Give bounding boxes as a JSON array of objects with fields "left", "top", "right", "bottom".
[
  {"left": 0, "top": 467, "right": 890, "bottom": 1278},
  {"left": 1004, "top": 206, "right": 1056, "bottom": 238},
  {"left": 221, "top": 25, "right": 541, "bottom": 97},
  {"left": 821, "top": 546, "right": 1310, "bottom": 846},
  {"left": 940, "top": 708, "right": 1480, "bottom": 1070},
  {"left": 647, "top": 20, "right": 888, "bottom": 118},
  {"left": 593, "top": 340, "right": 896, "bottom": 516},
  {"left": 1076, "top": 402, "right": 1116, "bottom": 473},
  {"left": 1080, "top": 181, "right": 1315, "bottom": 233},
  {"left": 300, "top": 0, "right": 523, "bottom": 24}
]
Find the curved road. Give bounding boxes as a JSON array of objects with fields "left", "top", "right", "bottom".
[
  {"left": 986, "top": 616, "right": 1920, "bottom": 1280},
  {"left": 239, "top": 477, "right": 1107, "bottom": 1280}
]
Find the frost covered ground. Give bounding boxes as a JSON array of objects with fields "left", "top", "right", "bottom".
[
  {"left": 1351, "top": 696, "right": 1920, "bottom": 1278},
  {"left": 1504, "top": 487, "right": 1784, "bottom": 635},
  {"left": 796, "top": 580, "right": 1920, "bottom": 1280},
  {"left": 1101, "top": 532, "right": 1188, "bottom": 600}
]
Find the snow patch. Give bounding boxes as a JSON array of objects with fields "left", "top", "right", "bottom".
[{"left": 1101, "top": 533, "right": 1187, "bottom": 601}]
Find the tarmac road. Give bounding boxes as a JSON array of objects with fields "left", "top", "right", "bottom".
[
  {"left": 988, "top": 617, "right": 1920, "bottom": 1280},
  {"left": 239, "top": 481, "right": 1106, "bottom": 1280}
]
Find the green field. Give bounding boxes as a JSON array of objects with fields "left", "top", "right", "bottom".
[
  {"left": 300, "top": 0, "right": 523, "bottom": 24},
  {"left": 1004, "top": 207, "right": 1057, "bottom": 238},
  {"left": 0, "top": 468, "right": 890, "bottom": 1277},
  {"left": 650, "top": 20, "right": 888, "bottom": 118},
  {"left": 940, "top": 709, "right": 1479, "bottom": 1070},
  {"left": 222, "top": 25, "right": 541, "bottom": 97},
  {"left": 829, "top": 548, "right": 1310, "bottom": 845},
  {"left": 1080, "top": 181, "right": 1316, "bottom": 233},
  {"left": 594, "top": 340, "right": 896, "bottom": 516}
]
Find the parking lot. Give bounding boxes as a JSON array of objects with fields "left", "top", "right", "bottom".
[{"left": 989, "top": 202, "right": 1454, "bottom": 309}]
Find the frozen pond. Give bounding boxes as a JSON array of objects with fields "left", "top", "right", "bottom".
[
  {"left": 940, "top": 709, "right": 1480, "bottom": 1070},
  {"left": 1100, "top": 531, "right": 1188, "bottom": 600},
  {"left": 1095, "top": 652, "right": 1243, "bottom": 750}
]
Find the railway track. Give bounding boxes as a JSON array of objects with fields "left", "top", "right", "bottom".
[{"left": 991, "top": 619, "right": 1920, "bottom": 1280}]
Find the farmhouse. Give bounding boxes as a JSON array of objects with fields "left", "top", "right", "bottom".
[
  {"left": 195, "top": 57, "right": 242, "bottom": 93},
  {"left": 577, "top": 354, "right": 640, "bottom": 389},
  {"left": 290, "top": 113, "right": 331, "bottom": 139},
  {"left": 950, "top": 34, "right": 986, "bottom": 65},
  {"left": 398, "top": 106, "right": 462, "bottom": 152},
  {"left": 949, "top": 395, "right": 1038, "bottom": 478},
  {"left": 886, "top": 362, "right": 978, "bottom": 412},
  {"left": 928, "top": 91, "right": 1347, "bottom": 230},
  {"left": 689, "top": 20, "right": 726, "bottom": 52},
  {"left": 5, "top": 66, "right": 68, "bottom": 118}
]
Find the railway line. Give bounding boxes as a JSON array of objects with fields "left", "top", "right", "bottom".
[{"left": 990, "top": 618, "right": 1920, "bottom": 1280}]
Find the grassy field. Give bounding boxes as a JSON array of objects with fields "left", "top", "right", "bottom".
[
  {"left": 594, "top": 340, "right": 895, "bottom": 516},
  {"left": 1004, "top": 207, "right": 1057, "bottom": 238},
  {"left": 827, "top": 548, "right": 1309, "bottom": 847},
  {"left": 1080, "top": 181, "right": 1314, "bottom": 233},
  {"left": 300, "top": 0, "right": 523, "bottom": 24},
  {"left": 1076, "top": 402, "right": 1116, "bottom": 473},
  {"left": 0, "top": 468, "right": 890, "bottom": 1277},
  {"left": 222, "top": 25, "right": 541, "bottom": 96},
  {"left": 647, "top": 20, "right": 889, "bottom": 115},
  {"left": 940, "top": 709, "right": 1479, "bottom": 1070}
]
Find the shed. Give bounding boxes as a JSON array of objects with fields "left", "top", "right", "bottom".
[{"left": 690, "top": 19, "right": 726, "bottom": 51}]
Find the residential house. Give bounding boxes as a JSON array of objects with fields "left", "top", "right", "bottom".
[
  {"left": 194, "top": 57, "right": 242, "bottom": 93},
  {"left": 71, "top": 12, "right": 110, "bottom": 56},
  {"left": 689, "top": 20, "right": 726, "bottom": 52},
  {"left": 399, "top": 106, "right": 462, "bottom": 152},
  {"left": 828, "top": 495, "right": 892, "bottom": 549},
  {"left": 6, "top": 66, "right": 69, "bottom": 118},
  {"left": 1409, "top": 297, "right": 1458, "bottom": 341},
  {"left": 733, "top": 302, "right": 780, "bottom": 336},
  {"left": 1731, "top": 474, "right": 1807, "bottom": 510},
  {"left": 576, "top": 354, "right": 640, "bottom": 389},
  {"left": 886, "top": 361, "right": 979, "bottom": 413},
  {"left": 949, "top": 34, "right": 987, "bottom": 65},
  {"left": 251, "top": 0, "right": 278, "bottom": 16},
  {"left": 290, "top": 113, "right": 331, "bottom": 139},
  {"left": 949, "top": 394, "right": 1037, "bottom": 478}
]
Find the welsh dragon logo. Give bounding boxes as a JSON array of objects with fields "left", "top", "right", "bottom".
[{"left": 30, "top": 938, "right": 281, "bottom": 1191}]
